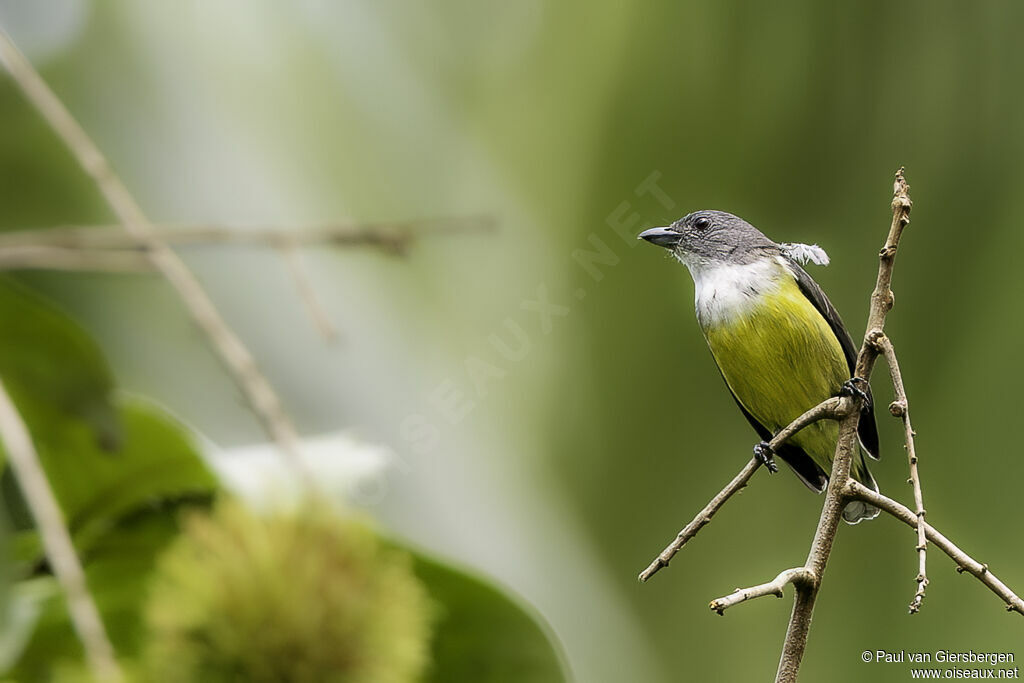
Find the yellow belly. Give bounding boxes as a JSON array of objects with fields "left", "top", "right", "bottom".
[{"left": 702, "top": 277, "right": 848, "bottom": 471}]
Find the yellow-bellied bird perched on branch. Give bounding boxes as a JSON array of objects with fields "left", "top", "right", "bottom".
[{"left": 640, "top": 211, "right": 880, "bottom": 523}]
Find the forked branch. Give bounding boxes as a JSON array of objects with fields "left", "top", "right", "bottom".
[
  {"left": 709, "top": 568, "right": 815, "bottom": 615},
  {"left": 846, "top": 481, "right": 1024, "bottom": 616},
  {"left": 775, "top": 167, "right": 911, "bottom": 683},
  {"left": 638, "top": 396, "right": 853, "bottom": 582},
  {"left": 872, "top": 332, "right": 929, "bottom": 612}
]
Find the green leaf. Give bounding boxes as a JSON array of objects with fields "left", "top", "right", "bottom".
[
  {"left": 1, "top": 399, "right": 217, "bottom": 677},
  {"left": 412, "top": 553, "right": 569, "bottom": 683},
  {"left": 4, "top": 397, "right": 218, "bottom": 562},
  {"left": 0, "top": 518, "right": 15, "bottom": 661},
  {"left": 0, "top": 577, "right": 57, "bottom": 673},
  {"left": 0, "top": 276, "right": 120, "bottom": 469},
  {"left": 40, "top": 397, "right": 217, "bottom": 555},
  {"left": 8, "top": 509, "right": 200, "bottom": 680}
]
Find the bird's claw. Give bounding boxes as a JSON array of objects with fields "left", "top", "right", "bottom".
[
  {"left": 754, "top": 441, "right": 778, "bottom": 473},
  {"left": 840, "top": 376, "right": 872, "bottom": 413}
]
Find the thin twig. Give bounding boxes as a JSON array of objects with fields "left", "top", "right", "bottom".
[
  {"left": 276, "top": 241, "right": 340, "bottom": 342},
  {"left": 0, "top": 218, "right": 494, "bottom": 273},
  {"left": 873, "top": 333, "right": 928, "bottom": 613},
  {"left": 773, "top": 397, "right": 853, "bottom": 445},
  {"left": 0, "top": 246, "right": 151, "bottom": 272},
  {"left": 0, "top": 220, "right": 491, "bottom": 335},
  {"left": 774, "top": 167, "right": 913, "bottom": 683},
  {"left": 0, "top": 380, "right": 122, "bottom": 682},
  {"left": 846, "top": 481, "right": 1024, "bottom": 616},
  {"left": 0, "top": 217, "right": 495, "bottom": 253},
  {"left": 638, "top": 396, "right": 852, "bottom": 582},
  {"left": 0, "top": 29, "right": 315, "bottom": 486},
  {"left": 709, "top": 568, "right": 815, "bottom": 615},
  {"left": 638, "top": 458, "right": 759, "bottom": 583}
]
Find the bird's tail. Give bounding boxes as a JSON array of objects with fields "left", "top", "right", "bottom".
[{"left": 842, "top": 451, "right": 880, "bottom": 524}]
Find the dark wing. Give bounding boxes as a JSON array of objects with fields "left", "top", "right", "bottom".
[
  {"left": 722, "top": 373, "right": 828, "bottom": 493},
  {"left": 784, "top": 257, "right": 881, "bottom": 460}
]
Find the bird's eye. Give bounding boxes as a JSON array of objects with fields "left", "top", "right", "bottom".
[{"left": 694, "top": 216, "right": 711, "bottom": 230}]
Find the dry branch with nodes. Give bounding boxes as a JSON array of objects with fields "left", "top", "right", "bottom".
[
  {"left": 638, "top": 168, "right": 1023, "bottom": 683},
  {"left": 0, "top": 218, "right": 494, "bottom": 342},
  {"left": 0, "top": 216, "right": 493, "bottom": 257}
]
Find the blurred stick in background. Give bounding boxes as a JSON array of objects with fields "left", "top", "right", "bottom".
[
  {"left": 276, "top": 240, "right": 340, "bottom": 342},
  {"left": 0, "top": 217, "right": 495, "bottom": 341},
  {"left": 0, "top": 380, "right": 122, "bottom": 682},
  {"left": 0, "top": 245, "right": 152, "bottom": 272},
  {"left": 0, "top": 216, "right": 494, "bottom": 254},
  {"left": 0, "top": 26, "right": 315, "bottom": 487}
]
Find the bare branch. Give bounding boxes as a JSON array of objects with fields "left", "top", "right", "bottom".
[
  {"left": 0, "top": 216, "right": 495, "bottom": 254},
  {"left": 709, "top": 568, "right": 815, "bottom": 615},
  {"left": 772, "top": 415, "right": 860, "bottom": 683},
  {"left": 638, "top": 458, "right": 759, "bottom": 583},
  {"left": 0, "top": 246, "right": 151, "bottom": 272},
  {"left": 0, "top": 379, "right": 122, "bottom": 682},
  {"left": 276, "top": 242, "right": 340, "bottom": 343},
  {"left": 0, "top": 217, "right": 491, "bottom": 332},
  {"left": 772, "top": 396, "right": 853, "bottom": 445},
  {"left": 638, "top": 396, "right": 852, "bottom": 582},
  {"left": 773, "top": 167, "right": 914, "bottom": 683},
  {"left": 0, "top": 29, "right": 315, "bottom": 485},
  {"left": 846, "top": 480, "right": 1024, "bottom": 616},
  {"left": 873, "top": 333, "right": 928, "bottom": 613}
]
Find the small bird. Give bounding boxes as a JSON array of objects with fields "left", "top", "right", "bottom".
[{"left": 639, "top": 211, "right": 880, "bottom": 523}]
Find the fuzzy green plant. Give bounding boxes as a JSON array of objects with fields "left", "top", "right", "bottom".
[{"left": 141, "top": 500, "right": 433, "bottom": 683}]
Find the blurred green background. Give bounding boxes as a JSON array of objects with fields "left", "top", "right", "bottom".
[{"left": 1, "top": 1, "right": 1022, "bottom": 681}]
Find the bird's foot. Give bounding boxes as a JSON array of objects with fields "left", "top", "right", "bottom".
[
  {"left": 753, "top": 441, "right": 778, "bottom": 473},
  {"left": 840, "top": 376, "right": 872, "bottom": 413}
]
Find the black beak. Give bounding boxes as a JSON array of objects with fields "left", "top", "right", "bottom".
[{"left": 638, "top": 226, "right": 682, "bottom": 249}]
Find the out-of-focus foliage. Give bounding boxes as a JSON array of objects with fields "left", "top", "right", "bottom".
[
  {"left": 9, "top": 399, "right": 217, "bottom": 554},
  {"left": 0, "top": 271, "right": 565, "bottom": 680},
  {"left": 0, "top": 276, "right": 120, "bottom": 469},
  {"left": 2, "top": 1, "right": 1024, "bottom": 682},
  {"left": 4, "top": 398, "right": 217, "bottom": 678},
  {"left": 139, "top": 500, "right": 568, "bottom": 683},
  {"left": 142, "top": 501, "right": 432, "bottom": 683},
  {"left": 413, "top": 553, "right": 567, "bottom": 683}
]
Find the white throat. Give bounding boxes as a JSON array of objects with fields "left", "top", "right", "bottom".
[{"left": 683, "top": 257, "right": 788, "bottom": 327}]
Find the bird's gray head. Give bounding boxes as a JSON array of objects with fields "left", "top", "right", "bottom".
[{"left": 638, "top": 210, "right": 779, "bottom": 270}]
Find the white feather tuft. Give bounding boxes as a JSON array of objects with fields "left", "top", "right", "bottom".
[{"left": 780, "top": 242, "right": 830, "bottom": 266}]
